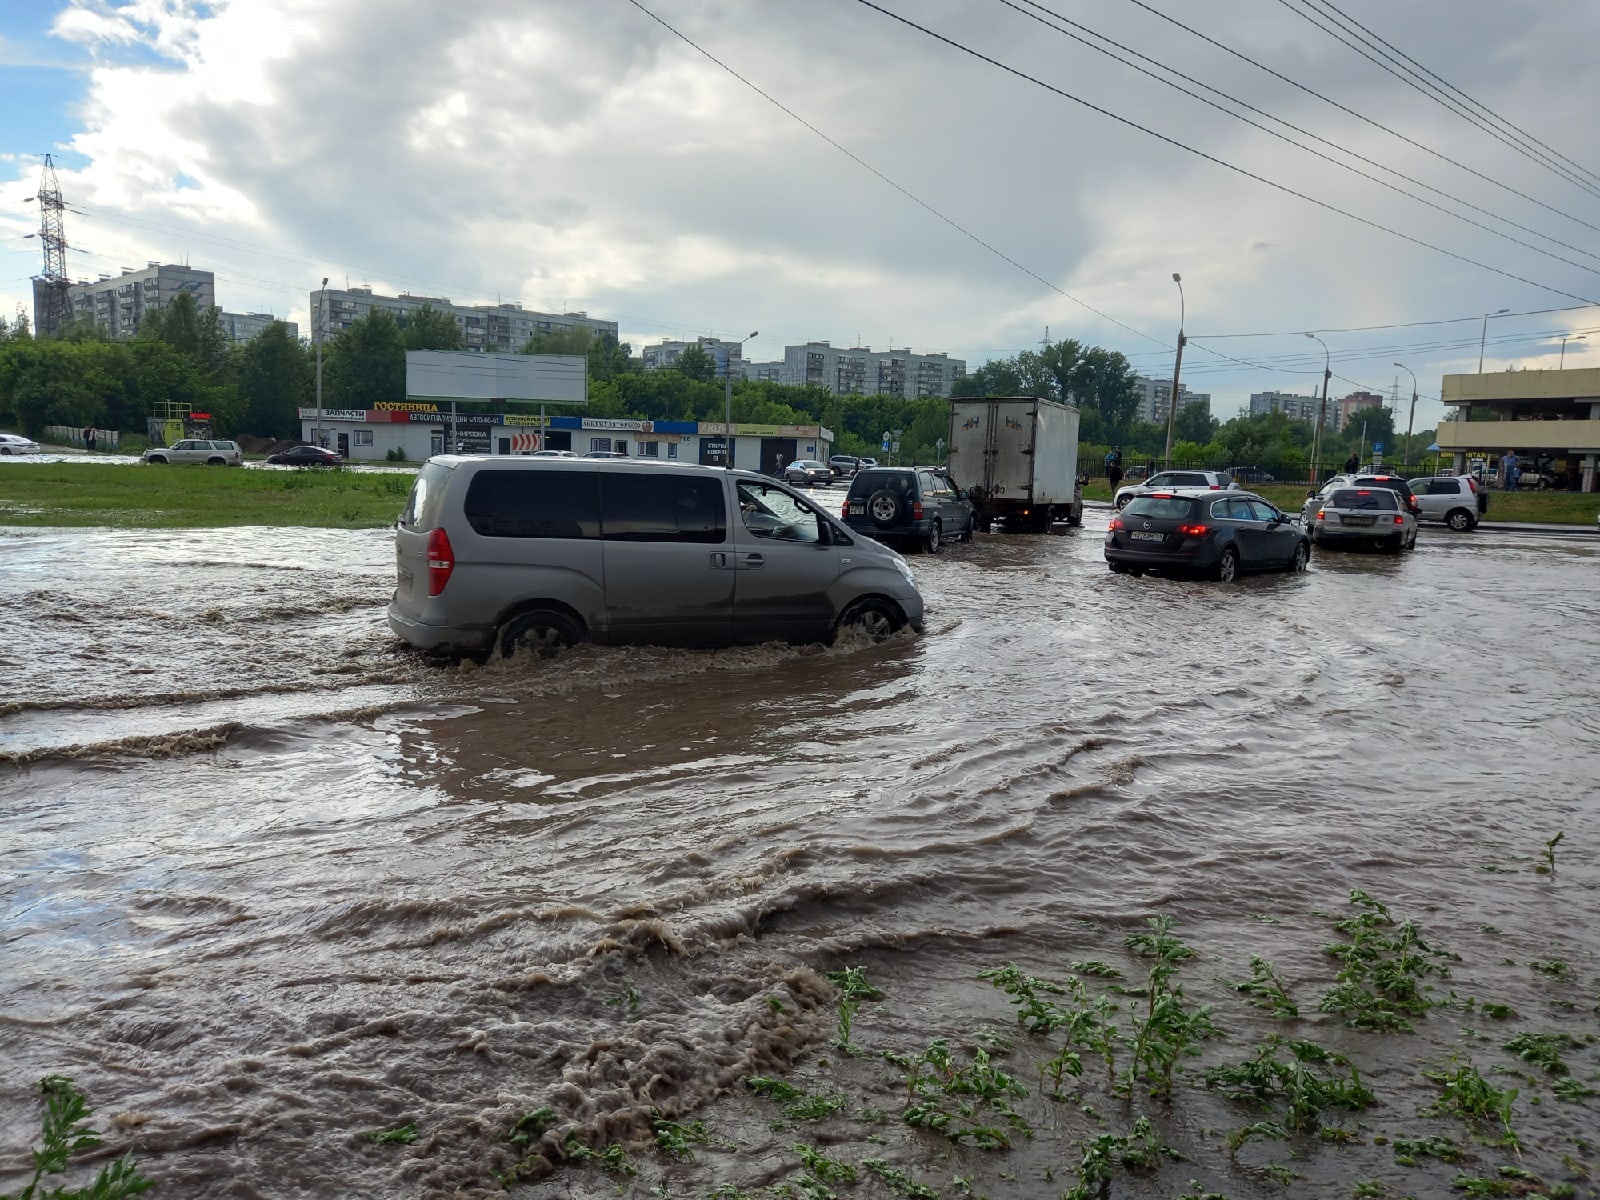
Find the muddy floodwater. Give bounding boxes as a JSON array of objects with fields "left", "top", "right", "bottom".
[{"left": 2, "top": 517, "right": 1598, "bottom": 1200}]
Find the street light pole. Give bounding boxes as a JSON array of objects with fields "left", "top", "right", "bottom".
[
  {"left": 724, "top": 328, "right": 758, "bottom": 466},
  {"left": 1478, "top": 308, "right": 1508, "bottom": 373},
  {"left": 315, "top": 276, "right": 328, "bottom": 447},
  {"left": 1162, "top": 273, "right": 1185, "bottom": 468},
  {"left": 1394, "top": 361, "right": 1417, "bottom": 468},
  {"left": 1560, "top": 334, "right": 1586, "bottom": 367},
  {"left": 1305, "top": 332, "right": 1331, "bottom": 482}
]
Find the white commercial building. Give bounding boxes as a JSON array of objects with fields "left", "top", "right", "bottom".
[
  {"left": 310, "top": 286, "right": 616, "bottom": 354},
  {"left": 785, "top": 342, "right": 965, "bottom": 398},
  {"left": 1131, "top": 375, "right": 1210, "bottom": 424},
  {"left": 66, "top": 263, "right": 216, "bottom": 340}
]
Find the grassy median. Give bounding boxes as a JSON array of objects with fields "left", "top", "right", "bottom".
[{"left": 0, "top": 462, "right": 415, "bottom": 528}]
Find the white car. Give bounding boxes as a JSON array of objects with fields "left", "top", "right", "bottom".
[
  {"left": 530, "top": 449, "right": 579, "bottom": 458},
  {"left": 0, "top": 432, "right": 41, "bottom": 455},
  {"left": 142, "top": 439, "right": 243, "bottom": 466},
  {"left": 1408, "top": 475, "right": 1488, "bottom": 531},
  {"left": 1113, "top": 469, "right": 1236, "bottom": 509}
]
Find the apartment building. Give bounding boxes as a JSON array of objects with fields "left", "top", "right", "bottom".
[
  {"left": 640, "top": 337, "right": 747, "bottom": 378},
  {"left": 219, "top": 311, "right": 299, "bottom": 344},
  {"left": 1131, "top": 375, "right": 1210, "bottom": 424},
  {"left": 1336, "top": 390, "right": 1386, "bottom": 432},
  {"left": 783, "top": 342, "right": 964, "bottom": 399},
  {"left": 310, "top": 286, "right": 617, "bottom": 353},
  {"left": 1249, "top": 390, "right": 1326, "bottom": 423},
  {"left": 66, "top": 263, "right": 216, "bottom": 340}
]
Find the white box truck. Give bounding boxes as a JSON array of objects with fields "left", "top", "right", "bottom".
[{"left": 948, "top": 397, "right": 1084, "bottom": 533}]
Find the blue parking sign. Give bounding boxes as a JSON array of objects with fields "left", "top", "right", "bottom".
[{"left": 1373, "top": 442, "right": 1383, "bottom": 453}]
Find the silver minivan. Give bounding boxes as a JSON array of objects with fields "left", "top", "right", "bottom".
[{"left": 387, "top": 457, "right": 925, "bottom": 656}]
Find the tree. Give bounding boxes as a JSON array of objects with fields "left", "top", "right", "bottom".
[
  {"left": 400, "top": 303, "right": 463, "bottom": 351},
  {"left": 238, "top": 321, "right": 313, "bottom": 437},
  {"left": 676, "top": 343, "right": 716, "bottom": 383},
  {"left": 521, "top": 327, "right": 633, "bottom": 383},
  {"left": 323, "top": 310, "right": 405, "bottom": 408},
  {"left": 1174, "top": 401, "right": 1217, "bottom": 445},
  {"left": 138, "top": 291, "right": 229, "bottom": 379}
]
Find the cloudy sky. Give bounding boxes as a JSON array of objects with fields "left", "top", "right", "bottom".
[{"left": 5, "top": 0, "right": 1600, "bottom": 430}]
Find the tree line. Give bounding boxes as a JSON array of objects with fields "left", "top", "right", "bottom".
[{"left": 0, "top": 300, "right": 1427, "bottom": 466}]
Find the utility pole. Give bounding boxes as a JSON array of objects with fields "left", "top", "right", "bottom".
[
  {"left": 1305, "top": 333, "right": 1331, "bottom": 482},
  {"left": 1394, "top": 361, "right": 1417, "bottom": 468},
  {"left": 1478, "top": 308, "right": 1508, "bottom": 373},
  {"left": 1162, "top": 274, "right": 1186, "bottom": 468},
  {"left": 28, "top": 154, "right": 72, "bottom": 336},
  {"left": 724, "top": 330, "right": 758, "bottom": 467},
  {"left": 315, "top": 277, "right": 328, "bottom": 446}
]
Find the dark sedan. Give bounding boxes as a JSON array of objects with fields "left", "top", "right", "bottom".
[
  {"left": 1105, "top": 489, "right": 1309, "bottom": 581},
  {"left": 266, "top": 445, "right": 342, "bottom": 466}
]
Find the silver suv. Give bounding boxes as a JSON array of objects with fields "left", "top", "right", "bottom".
[
  {"left": 1408, "top": 475, "right": 1488, "bottom": 531},
  {"left": 388, "top": 457, "right": 925, "bottom": 656},
  {"left": 142, "top": 439, "right": 243, "bottom": 466},
  {"left": 1114, "top": 469, "right": 1235, "bottom": 510}
]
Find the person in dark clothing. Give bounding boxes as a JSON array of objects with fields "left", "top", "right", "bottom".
[
  {"left": 1343, "top": 451, "right": 1360, "bottom": 474},
  {"left": 1106, "top": 446, "right": 1124, "bottom": 491},
  {"left": 83, "top": 426, "right": 97, "bottom": 453}
]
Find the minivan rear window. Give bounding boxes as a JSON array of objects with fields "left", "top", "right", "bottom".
[
  {"left": 463, "top": 468, "right": 600, "bottom": 538},
  {"left": 600, "top": 473, "right": 726, "bottom": 543}
]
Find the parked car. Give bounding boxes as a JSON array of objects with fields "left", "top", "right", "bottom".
[
  {"left": 858, "top": 458, "right": 878, "bottom": 469},
  {"left": 784, "top": 459, "right": 833, "bottom": 487},
  {"left": 143, "top": 438, "right": 244, "bottom": 466},
  {"left": 841, "top": 466, "right": 976, "bottom": 553},
  {"left": 1408, "top": 475, "right": 1488, "bottom": 531},
  {"left": 1300, "top": 474, "right": 1419, "bottom": 524},
  {"left": 265, "top": 444, "right": 342, "bottom": 466},
  {"left": 0, "top": 432, "right": 41, "bottom": 455},
  {"left": 387, "top": 458, "right": 922, "bottom": 655},
  {"left": 582, "top": 450, "right": 631, "bottom": 459},
  {"left": 1308, "top": 486, "right": 1416, "bottom": 552},
  {"left": 1105, "top": 489, "right": 1309, "bottom": 581},
  {"left": 829, "top": 455, "right": 863, "bottom": 478},
  {"left": 1228, "top": 465, "right": 1276, "bottom": 484},
  {"left": 530, "top": 449, "right": 580, "bottom": 458},
  {"left": 1114, "top": 469, "right": 1236, "bottom": 510}
]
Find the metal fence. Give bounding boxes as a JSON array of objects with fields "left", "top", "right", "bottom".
[{"left": 43, "top": 425, "right": 122, "bottom": 450}]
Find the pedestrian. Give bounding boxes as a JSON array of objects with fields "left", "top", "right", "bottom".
[
  {"left": 1105, "top": 445, "right": 1124, "bottom": 491},
  {"left": 1343, "top": 451, "right": 1359, "bottom": 474},
  {"left": 83, "top": 426, "right": 97, "bottom": 453},
  {"left": 1500, "top": 449, "right": 1520, "bottom": 491}
]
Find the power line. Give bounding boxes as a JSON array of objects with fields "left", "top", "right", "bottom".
[
  {"left": 1113, "top": 0, "right": 1600, "bottom": 241},
  {"left": 619, "top": 0, "right": 1168, "bottom": 349},
  {"left": 1002, "top": 0, "right": 1600, "bottom": 275},
  {"left": 1305, "top": 0, "right": 1600, "bottom": 192},
  {"left": 1277, "top": 0, "right": 1600, "bottom": 203},
  {"left": 854, "top": 0, "right": 1598, "bottom": 305}
]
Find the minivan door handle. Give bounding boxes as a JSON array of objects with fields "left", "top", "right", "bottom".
[
  {"left": 739, "top": 552, "right": 765, "bottom": 569},
  {"left": 708, "top": 552, "right": 729, "bottom": 569}
]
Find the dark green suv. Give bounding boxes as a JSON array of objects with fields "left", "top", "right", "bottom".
[{"left": 840, "top": 467, "right": 976, "bottom": 553}]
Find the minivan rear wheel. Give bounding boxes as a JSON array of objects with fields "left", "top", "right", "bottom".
[
  {"left": 498, "top": 609, "right": 582, "bottom": 658},
  {"left": 835, "top": 598, "right": 905, "bottom": 643}
]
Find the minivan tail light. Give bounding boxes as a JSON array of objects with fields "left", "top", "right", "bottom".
[{"left": 426, "top": 527, "right": 454, "bottom": 596}]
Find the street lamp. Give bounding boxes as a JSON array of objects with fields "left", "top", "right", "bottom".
[
  {"left": 1162, "top": 273, "right": 1186, "bottom": 468},
  {"left": 1560, "top": 334, "right": 1586, "bottom": 367},
  {"left": 1305, "top": 332, "right": 1331, "bottom": 482},
  {"left": 724, "top": 329, "right": 758, "bottom": 466},
  {"left": 1478, "top": 308, "right": 1509, "bottom": 373},
  {"left": 315, "top": 277, "right": 328, "bottom": 447},
  {"left": 1394, "top": 361, "right": 1417, "bottom": 467}
]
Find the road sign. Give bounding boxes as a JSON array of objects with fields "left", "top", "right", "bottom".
[{"left": 1373, "top": 441, "right": 1384, "bottom": 453}]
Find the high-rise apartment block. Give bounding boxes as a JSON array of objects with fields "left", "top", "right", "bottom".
[
  {"left": 1131, "top": 375, "right": 1210, "bottom": 424},
  {"left": 784, "top": 342, "right": 964, "bottom": 398},
  {"left": 1336, "top": 390, "right": 1386, "bottom": 432},
  {"left": 311, "top": 286, "right": 617, "bottom": 354},
  {"left": 640, "top": 337, "right": 747, "bottom": 378},
  {"left": 219, "top": 311, "right": 299, "bottom": 343},
  {"left": 1249, "top": 390, "right": 1325, "bottom": 422},
  {"left": 66, "top": 263, "right": 216, "bottom": 340}
]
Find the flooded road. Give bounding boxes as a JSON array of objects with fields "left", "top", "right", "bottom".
[{"left": 2, "top": 518, "right": 1598, "bottom": 1200}]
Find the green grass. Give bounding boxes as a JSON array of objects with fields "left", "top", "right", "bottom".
[{"left": 0, "top": 462, "right": 414, "bottom": 528}]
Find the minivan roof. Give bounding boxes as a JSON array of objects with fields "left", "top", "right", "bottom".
[{"left": 427, "top": 455, "right": 787, "bottom": 486}]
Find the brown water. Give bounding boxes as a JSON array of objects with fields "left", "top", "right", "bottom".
[{"left": 2, "top": 519, "right": 1598, "bottom": 1200}]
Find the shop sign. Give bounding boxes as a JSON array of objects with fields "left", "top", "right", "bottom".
[
  {"left": 373, "top": 401, "right": 440, "bottom": 413},
  {"left": 296, "top": 407, "right": 365, "bottom": 422}
]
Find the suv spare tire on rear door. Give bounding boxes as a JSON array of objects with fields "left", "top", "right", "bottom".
[{"left": 867, "top": 487, "right": 905, "bottom": 527}]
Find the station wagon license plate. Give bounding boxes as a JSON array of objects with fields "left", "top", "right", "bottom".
[
  {"left": 1340, "top": 515, "right": 1375, "bottom": 526},
  {"left": 1129, "top": 530, "right": 1164, "bottom": 541}
]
